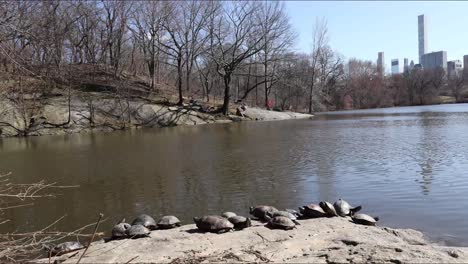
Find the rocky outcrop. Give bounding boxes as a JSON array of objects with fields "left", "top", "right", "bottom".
[
  {"left": 34, "top": 217, "right": 468, "bottom": 263},
  {"left": 0, "top": 96, "right": 312, "bottom": 137}
]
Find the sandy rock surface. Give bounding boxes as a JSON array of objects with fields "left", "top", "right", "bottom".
[
  {"left": 35, "top": 217, "right": 468, "bottom": 264},
  {"left": 242, "top": 107, "right": 312, "bottom": 121}
]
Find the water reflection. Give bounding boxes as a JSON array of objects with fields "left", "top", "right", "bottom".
[{"left": 418, "top": 160, "right": 433, "bottom": 195}]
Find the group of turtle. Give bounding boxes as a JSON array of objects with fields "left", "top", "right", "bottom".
[
  {"left": 110, "top": 214, "right": 182, "bottom": 239},
  {"left": 45, "top": 215, "right": 182, "bottom": 256},
  {"left": 46, "top": 199, "right": 378, "bottom": 256},
  {"left": 186, "top": 198, "right": 377, "bottom": 233},
  {"left": 245, "top": 198, "right": 379, "bottom": 230}
]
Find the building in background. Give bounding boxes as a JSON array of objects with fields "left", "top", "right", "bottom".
[
  {"left": 447, "top": 60, "right": 463, "bottom": 78},
  {"left": 421, "top": 51, "right": 447, "bottom": 70},
  {"left": 403, "top": 58, "right": 409, "bottom": 73},
  {"left": 391, "top": 59, "right": 400, "bottom": 74},
  {"left": 377, "top": 52, "right": 385, "bottom": 76},
  {"left": 418, "top": 15, "right": 428, "bottom": 63},
  {"left": 464, "top": 55, "right": 468, "bottom": 78},
  {"left": 409, "top": 60, "right": 415, "bottom": 72}
]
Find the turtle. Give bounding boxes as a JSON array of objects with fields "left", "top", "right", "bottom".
[
  {"left": 249, "top": 205, "right": 278, "bottom": 221},
  {"left": 221, "top": 212, "right": 237, "bottom": 218},
  {"left": 333, "top": 199, "right": 362, "bottom": 217},
  {"left": 266, "top": 216, "right": 296, "bottom": 230},
  {"left": 351, "top": 213, "right": 379, "bottom": 226},
  {"left": 111, "top": 221, "right": 131, "bottom": 239},
  {"left": 268, "top": 210, "right": 297, "bottom": 220},
  {"left": 48, "top": 241, "right": 85, "bottom": 256},
  {"left": 193, "top": 215, "right": 234, "bottom": 233},
  {"left": 228, "top": 215, "right": 252, "bottom": 229},
  {"left": 298, "top": 203, "right": 327, "bottom": 218},
  {"left": 157, "top": 215, "right": 182, "bottom": 229},
  {"left": 285, "top": 209, "right": 302, "bottom": 218},
  {"left": 266, "top": 210, "right": 301, "bottom": 225},
  {"left": 319, "top": 201, "right": 338, "bottom": 217},
  {"left": 125, "top": 224, "right": 151, "bottom": 238},
  {"left": 131, "top": 214, "right": 157, "bottom": 230}
]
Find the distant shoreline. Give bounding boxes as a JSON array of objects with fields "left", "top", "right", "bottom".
[{"left": 0, "top": 96, "right": 312, "bottom": 139}]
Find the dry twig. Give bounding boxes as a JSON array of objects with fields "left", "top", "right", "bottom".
[
  {"left": 0, "top": 171, "right": 87, "bottom": 263},
  {"left": 76, "top": 213, "right": 104, "bottom": 264}
]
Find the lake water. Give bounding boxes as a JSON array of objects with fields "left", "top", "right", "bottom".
[{"left": 1, "top": 104, "right": 468, "bottom": 246}]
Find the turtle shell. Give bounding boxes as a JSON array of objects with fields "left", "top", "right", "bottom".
[
  {"left": 267, "top": 216, "right": 296, "bottom": 230},
  {"left": 334, "top": 199, "right": 362, "bottom": 217},
  {"left": 222, "top": 212, "right": 237, "bottom": 218},
  {"left": 228, "top": 216, "right": 251, "bottom": 229},
  {"left": 50, "top": 241, "right": 84, "bottom": 256},
  {"left": 111, "top": 222, "right": 131, "bottom": 239},
  {"left": 352, "top": 213, "right": 378, "bottom": 226},
  {"left": 285, "top": 209, "right": 301, "bottom": 217},
  {"left": 270, "top": 210, "right": 297, "bottom": 220},
  {"left": 249, "top": 205, "right": 278, "bottom": 221},
  {"left": 125, "top": 224, "right": 151, "bottom": 238},
  {"left": 193, "top": 215, "right": 234, "bottom": 233},
  {"left": 157, "top": 215, "right": 181, "bottom": 229},
  {"left": 319, "top": 201, "right": 338, "bottom": 217},
  {"left": 131, "top": 214, "right": 157, "bottom": 230},
  {"left": 299, "top": 204, "right": 327, "bottom": 218}
]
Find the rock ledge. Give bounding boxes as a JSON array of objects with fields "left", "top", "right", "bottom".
[{"left": 34, "top": 217, "right": 468, "bottom": 263}]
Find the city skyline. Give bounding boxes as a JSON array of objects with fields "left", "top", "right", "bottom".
[{"left": 285, "top": 1, "right": 468, "bottom": 69}]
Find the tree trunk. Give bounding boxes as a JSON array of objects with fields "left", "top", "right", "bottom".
[
  {"left": 177, "top": 56, "right": 183, "bottom": 105},
  {"left": 222, "top": 74, "right": 231, "bottom": 115},
  {"left": 264, "top": 64, "right": 269, "bottom": 109},
  {"left": 148, "top": 61, "right": 155, "bottom": 90},
  {"left": 151, "top": 37, "right": 156, "bottom": 89},
  {"left": 255, "top": 66, "right": 258, "bottom": 106},
  {"left": 156, "top": 34, "right": 160, "bottom": 83},
  {"left": 308, "top": 82, "right": 314, "bottom": 114},
  {"left": 246, "top": 63, "right": 251, "bottom": 103},
  {"left": 186, "top": 61, "right": 192, "bottom": 92}
]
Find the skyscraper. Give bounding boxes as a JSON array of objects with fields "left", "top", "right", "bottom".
[
  {"left": 403, "top": 58, "right": 409, "bottom": 73},
  {"left": 409, "top": 60, "right": 415, "bottom": 72},
  {"left": 421, "top": 51, "right": 447, "bottom": 70},
  {"left": 377, "top": 52, "right": 385, "bottom": 76},
  {"left": 391, "top": 59, "right": 400, "bottom": 74},
  {"left": 418, "top": 15, "right": 428, "bottom": 63},
  {"left": 463, "top": 55, "right": 468, "bottom": 78}
]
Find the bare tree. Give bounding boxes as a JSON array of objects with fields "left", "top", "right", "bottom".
[
  {"left": 208, "top": 1, "right": 263, "bottom": 114},
  {"left": 195, "top": 52, "right": 219, "bottom": 102},
  {"left": 448, "top": 74, "right": 465, "bottom": 102},
  {"left": 157, "top": 2, "right": 189, "bottom": 105},
  {"left": 403, "top": 68, "right": 430, "bottom": 105},
  {"left": 67, "top": 2, "right": 101, "bottom": 64},
  {"left": 308, "top": 18, "right": 328, "bottom": 113},
  {"left": 314, "top": 46, "right": 344, "bottom": 110},
  {"left": 130, "top": 1, "right": 166, "bottom": 90},
  {"left": 100, "top": 1, "right": 131, "bottom": 76},
  {"left": 255, "top": 1, "right": 295, "bottom": 109},
  {"left": 182, "top": 1, "right": 211, "bottom": 92},
  {"left": 344, "top": 58, "right": 386, "bottom": 109}
]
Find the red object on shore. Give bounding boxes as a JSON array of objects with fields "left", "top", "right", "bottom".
[{"left": 267, "top": 100, "right": 274, "bottom": 109}]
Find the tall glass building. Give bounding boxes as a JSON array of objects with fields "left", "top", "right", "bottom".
[{"left": 418, "top": 15, "right": 428, "bottom": 64}]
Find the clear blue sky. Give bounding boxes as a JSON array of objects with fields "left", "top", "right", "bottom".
[{"left": 285, "top": 1, "right": 468, "bottom": 69}]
